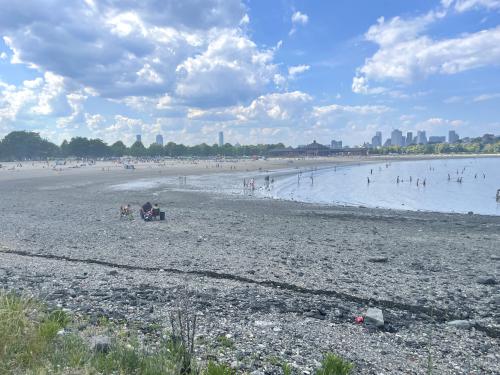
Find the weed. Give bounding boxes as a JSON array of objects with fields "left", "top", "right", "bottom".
[
  {"left": 315, "top": 353, "right": 354, "bottom": 375},
  {"left": 216, "top": 335, "right": 234, "bottom": 349},
  {"left": 203, "top": 361, "right": 234, "bottom": 375},
  {"left": 282, "top": 362, "right": 293, "bottom": 375}
]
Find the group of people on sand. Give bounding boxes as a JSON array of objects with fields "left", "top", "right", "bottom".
[{"left": 120, "top": 202, "right": 163, "bottom": 221}]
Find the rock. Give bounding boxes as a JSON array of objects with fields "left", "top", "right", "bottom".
[
  {"left": 447, "top": 320, "right": 471, "bottom": 330},
  {"left": 477, "top": 276, "right": 497, "bottom": 285},
  {"left": 90, "top": 335, "right": 112, "bottom": 353},
  {"left": 108, "top": 270, "right": 119, "bottom": 276},
  {"left": 365, "top": 307, "right": 384, "bottom": 328},
  {"left": 367, "top": 256, "right": 388, "bottom": 263}
]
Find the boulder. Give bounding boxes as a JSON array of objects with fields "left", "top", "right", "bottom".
[
  {"left": 90, "top": 335, "right": 112, "bottom": 353},
  {"left": 477, "top": 276, "right": 497, "bottom": 285},
  {"left": 367, "top": 256, "right": 388, "bottom": 263},
  {"left": 447, "top": 320, "right": 471, "bottom": 330},
  {"left": 365, "top": 308, "right": 384, "bottom": 328}
]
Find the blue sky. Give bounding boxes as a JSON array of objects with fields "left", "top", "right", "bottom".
[{"left": 0, "top": 0, "right": 499, "bottom": 146}]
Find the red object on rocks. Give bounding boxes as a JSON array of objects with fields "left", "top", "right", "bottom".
[{"left": 355, "top": 316, "right": 364, "bottom": 324}]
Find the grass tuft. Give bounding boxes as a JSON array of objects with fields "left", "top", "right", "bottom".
[{"left": 315, "top": 353, "right": 354, "bottom": 375}]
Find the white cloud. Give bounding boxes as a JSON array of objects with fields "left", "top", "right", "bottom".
[
  {"left": 0, "top": 52, "right": 7, "bottom": 60},
  {"left": 313, "top": 104, "right": 391, "bottom": 116},
  {"left": 473, "top": 93, "right": 500, "bottom": 101},
  {"left": 240, "top": 14, "right": 250, "bottom": 25},
  {"left": 354, "top": 25, "right": 500, "bottom": 93},
  {"left": 443, "top": 0, "right": 500, "bottom": 12},
  {"left": 0, "top": 0, "right": 271, "bottom": 107},
  {"left": 288, "top": 64, "right": 310, "bottom": 78},
  {"left": 289, "top": 11, "right": 308, "bottom": 36},
  {"left": 291, "top": 11, "right": 308, "bottom": 25},
  {"left": 175, "top": 30, "right": 277, "bottom": 107},
  {"left": 188, "top": 91, "right": 313, "bottom": 122}
]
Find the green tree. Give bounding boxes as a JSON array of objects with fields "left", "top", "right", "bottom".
[
  {"left": 148, "top": 143, "right": 164, "bottom": 156},
  {"left": 68, "top": 137, "right": 91, "bottom": 157},
  {"left": 110, "top": 141, "right": 128, "bottom": 157},
  {"left": 129, "top": 141, "right": 146, "bottom": 157},
  {"left": 0, "top": 131, "right": 58, "bottom": 160},
  {"left": 87, "top": 138, "right": 110, "bottom": 157}
]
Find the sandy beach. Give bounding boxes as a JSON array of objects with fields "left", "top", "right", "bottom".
[{"left": 0, "top": 156, "right": 499, "bottom": 374}]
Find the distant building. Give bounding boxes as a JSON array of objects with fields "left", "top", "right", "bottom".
[
  {"left": 448, "top": 130, "right": 459, "bottom": 144},
  {"left": 218, "top": 131, "right": 224, "bottom": 147},
  {"left": 136, "top": 134, "right": 142, "bottom": 143},
  {"left": 371, "top": 131, "right": 382, "bottom": 148},
  {"left": 428, "top": 136, "right": 446, "bottom": 144},
  {"left": 383, "top": 138, "right": 392, "bottom": 147},
  {"left": 406, "top": 132, "right": 413, "bottom": 146},
  {"left": 416, "top": 131, "right": 427, "bottom": 145},
  {"left": 155, "top": 134, "right": 164, "bottom": 146},
  {"left": 331, "top": 139, "right": 343, "bottom": 149},
  {"left": 482, "top": 133, "right": 495, "bottom": 143},
  {"left": 391, "top": 129, "right": 403, "bottom": 147},
  {"left": 269, "top": 141, "right": 368, "bottom": 157}
]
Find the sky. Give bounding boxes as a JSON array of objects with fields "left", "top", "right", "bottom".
[{"left": 0, "top": 0, "right": 499, "bottom": 147}]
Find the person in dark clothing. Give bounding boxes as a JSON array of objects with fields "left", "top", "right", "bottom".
[{"left": 140, "top": 202, "right": 153, "bottom": 220}]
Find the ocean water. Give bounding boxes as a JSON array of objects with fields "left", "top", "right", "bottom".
[{"left": 265, "top": 157, "right": 500, "bottom": 216}]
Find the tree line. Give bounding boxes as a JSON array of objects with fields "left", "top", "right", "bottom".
[
  {"left": 1, "top": 131, "right": 498, "bottom": 161},
  {"left": 0, "top": 131, "right": 286, "bottom": 161},
  {"left": 368, "top": 137, "right": 500, "bottom": 155}
]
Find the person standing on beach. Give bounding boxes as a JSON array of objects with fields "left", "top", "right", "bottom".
[{"left": 367, "top": 177, "right": 370, "bottom": 184}]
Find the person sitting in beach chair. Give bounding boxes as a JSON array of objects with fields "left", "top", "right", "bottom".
[
  {"left": 140, "top": 202, "right": 153, "bottom": 221},
  {"left": 120, "top": 204, "right": 133, "bottom": 219},
  {"left": 152, "top": 203, "right": 160, "bottom": 220}
]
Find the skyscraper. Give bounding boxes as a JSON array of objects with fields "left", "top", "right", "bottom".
[
  {"left": 136, "top": 134, "right": 142, "bottom": 143},
  {"left": 406, "top": 132, "right": 413, "bottom": 146},
  {"left": 155, "top": 134, "right": 164, "bottom": 146},
  {"left": 331, "top": 140, "right": 342, "bottom": 149},
  {"left": 218, "top": 131, "right": 224, "bottom": 147},
  {"left": 371, "top": 131, "right": 382, "bottom": 148},
  {"left": 391, "top": 129, "right": 403, "bottom": 147},
  {"left": 417, "top": 131, "right": 427, "bottom": 145},
  {"left": 448, "top": 130, "right": 459, "bottom": 143}
]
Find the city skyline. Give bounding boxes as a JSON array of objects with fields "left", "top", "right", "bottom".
[{"left": 0, "top": 1, "right": 499, "bottom": 146}]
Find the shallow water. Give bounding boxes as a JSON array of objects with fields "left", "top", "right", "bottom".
[
  {"left": 110, "top": 157, "right": 500, "bottom": 216},
  {"left": 266, "top": 158, "right": 500, "bottom": 216}
]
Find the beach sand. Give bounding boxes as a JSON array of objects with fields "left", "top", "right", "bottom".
[{"left": 0, "top": 156, "right": 499, "bottom": 374}]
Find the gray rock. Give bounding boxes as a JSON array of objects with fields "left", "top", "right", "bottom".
[
  {"left": 367, "top": 256, "right": 388, "bottom": 263},
  {"left": 90, "top": 335, "right": 112, "bottom": 353},
  {"left": 477, "top": 276, "right": 497, "bottom": 285},
  {"left": 365, "top": 307, "right": 384, "bottom": 328},
  {"left": 447, "top": 320, "right": 471, "bottom": 330}
]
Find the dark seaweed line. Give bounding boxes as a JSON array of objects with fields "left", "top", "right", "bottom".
[{"left": 1, "top": 248, "right": 498, "bottom": 339}]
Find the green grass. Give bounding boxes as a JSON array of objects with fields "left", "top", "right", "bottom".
[
  {"left": 0, "top": 291, "right": 226, "bottom": 374},
  {"left": 0, "top": 291, "right": 356, "bottom": 375},
  {"left": 315, "top": 353, "right": 354, "bottom": 375},
  {"left": 216, "top": 335, "right": 234, "bottom": 349}
]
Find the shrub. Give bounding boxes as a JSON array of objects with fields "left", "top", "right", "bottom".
[{"left": 315, "top": 353, "right": 354, "bottom": 375}]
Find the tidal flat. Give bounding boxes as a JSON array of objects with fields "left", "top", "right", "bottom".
[{"left": 0, "top": 158, "right": 499, "bottom": 374}]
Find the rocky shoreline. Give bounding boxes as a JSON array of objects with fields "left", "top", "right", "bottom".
[{"left": 0, "top": 168, "right": 499, "bottom": 374}]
